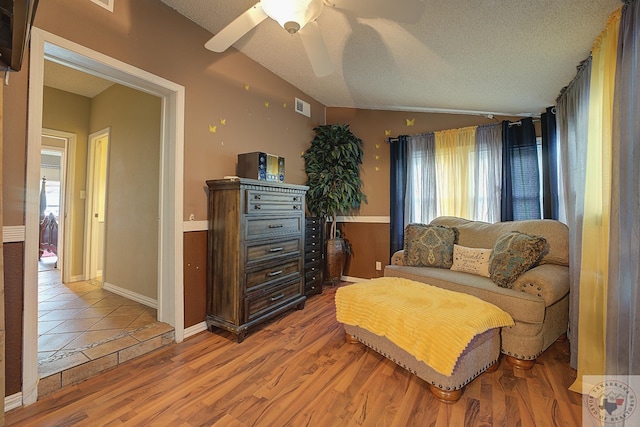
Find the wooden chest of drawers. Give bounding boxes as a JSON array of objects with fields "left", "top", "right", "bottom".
[
  {"left": 206, "top": 178, "right": 308, "bottom": 342},
  {"left": 304, "top": 217, "right": 324, "bottom": 297}
]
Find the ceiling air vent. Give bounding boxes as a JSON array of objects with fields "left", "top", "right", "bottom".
[
  {"left": 90, "top": 0, "right": 114, "bottom": 12},
  {"left": 295, "top": 97, "right": 311, "bottom": 117}
]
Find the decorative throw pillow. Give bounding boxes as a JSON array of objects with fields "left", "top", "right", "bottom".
[
  {"left": 450, "top": 244, "right": 492, "bottom": 277},
  {"left": 403, "top": 223, "right": 458, "bottom": 268},
  {"left": 489, "top": 231, "right": 549, "bottom": 288}
]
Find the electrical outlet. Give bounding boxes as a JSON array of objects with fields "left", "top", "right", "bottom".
[{"left": 375, "top": 261, "right": 382, "bottom": 271}]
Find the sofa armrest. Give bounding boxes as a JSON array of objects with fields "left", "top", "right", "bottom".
[
  {"left": 512, "top": 264, "right": 569, "bottom": 306},
  {"left": 391, "top": 250, "right": 405, "bottom": 266}
]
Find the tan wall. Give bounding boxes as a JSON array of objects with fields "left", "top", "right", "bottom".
[
  {"left": 42, "top": 87, "right": 92, "bottom": 277},
  {"left": 326, "top": 107, "right": 519, "bottom": 278},
  {"left": 32, "top": 0, "right": 326, "bottom": 222},
  {"left": 90, "top": 84, "right": 161, "bottom": 299},
  {"left": 2, "top": 0, "right": 328, "bottom": 396},
  {"left": 3, "top": 57, "right": 29, "bottom": 225}
]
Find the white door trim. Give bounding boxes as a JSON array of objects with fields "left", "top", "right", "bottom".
[{"left": 25, "top": 27, "right": 185, "bottom": 405}]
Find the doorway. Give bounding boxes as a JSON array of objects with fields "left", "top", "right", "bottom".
[
  {"left": 39, "top": 147, "right": 62, "bottom": 277},
  {"left": 25, "top": 28, "right": 185, "bottom": 405}
]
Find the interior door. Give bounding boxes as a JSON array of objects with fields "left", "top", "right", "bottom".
[{"left": 87, "top": 129, "right": 109, "bottom": 282}]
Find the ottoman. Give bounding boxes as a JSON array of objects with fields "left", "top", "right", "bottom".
[
  {"left": 344, "top": 324, "right": 500, "bottom": 402},
  {"left": 336, "top": 277, "right": 513, "bottom": 403}
]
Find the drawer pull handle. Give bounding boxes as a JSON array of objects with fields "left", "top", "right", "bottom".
[
  {"left": 254, "top": 194, "right": 261, "bottom": 200},
  {"left": 267, "top": 270, "right": 283, "bottom": 277},
  {"left": 269, "top": 247, "right": 284, "bottom": 252},
  {"left": 293, "top": 205, "right": 300, "bottom": 210},
  {"left": 254, "top": 204, "right": 261, "bottom": 210},
  {"left": 268, "top": 224, "right": 284, "bottom": 229},
  {"left": 270, "top": 293, "right": 285, "bottom": 302},
  {"left": 293, "top": 196, "right": 300, "bottom": 201}
]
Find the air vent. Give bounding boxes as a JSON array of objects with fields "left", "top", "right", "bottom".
[
  {"left": 90, "top": 0, "right": 114, "bottom": 12},
  {"left": 295, "top": 97, "right": 311, "bottom": 117}
]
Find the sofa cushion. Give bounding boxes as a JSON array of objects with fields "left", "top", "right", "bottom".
[
  {"left": 450, "top": 244, "right": 491, "bottom": 277},
  {"left": 489, "top": 232, "right": 548, "bottom": 289},
  {"left": 429, "top": 216, "right": 569, "bottom": 267},
  {"left": 403, "top": 223, "right": 458, "bottom": 268}
]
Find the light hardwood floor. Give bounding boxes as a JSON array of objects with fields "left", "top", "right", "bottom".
[{"left": 7, "top": 283, "right": 582, "bottom": 426}]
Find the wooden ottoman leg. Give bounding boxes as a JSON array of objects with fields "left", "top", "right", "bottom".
[
  {"left": 429, "top": 385, "right": 462, "bottom": 403},
  {"left": 485, "top": 360, "right": 499, "bottom": 373},
  {"left": 505, "top": 355, "right": 535, "bottom": 370},
  {"left": 345, "top": 332, "right": 359, "bottom": 344}
]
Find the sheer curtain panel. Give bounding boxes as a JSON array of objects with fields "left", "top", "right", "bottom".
[
  {"left": 405, "top": 133, "right": 437, "bottom": 225},
  {"left": 607, "top": 0, "right": 640, "bottom": 378},
  {"left": 474, "top": 124, "right": 502, "bottom": 223},
  {"left": 556, "top": 57, "right": 592, "bottom": 371}
]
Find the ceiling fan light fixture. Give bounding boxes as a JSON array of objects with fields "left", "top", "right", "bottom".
[{"left": 261, "top": 0, "right": 323, "bottom": 34}]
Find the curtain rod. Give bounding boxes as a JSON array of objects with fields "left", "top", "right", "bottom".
[{"left": 508, "top": 118, "right": 540, "bottom": 127}]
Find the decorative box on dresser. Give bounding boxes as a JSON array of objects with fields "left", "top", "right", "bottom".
[
  {"left": 304, "top": 217, "right": 324, "bottom": 296},
  {"left": 206, "top": 178, "right": 308, "bottom": 342}
]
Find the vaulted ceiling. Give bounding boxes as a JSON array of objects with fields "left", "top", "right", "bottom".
[{"left": 160, "top": 0, "right": 620, "bottom": 117}]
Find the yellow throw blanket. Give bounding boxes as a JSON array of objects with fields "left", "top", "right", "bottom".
[{"left": 335, "top": 277, "right": 514, "bottom": 376}]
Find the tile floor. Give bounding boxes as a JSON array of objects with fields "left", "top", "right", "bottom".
[{"left": 37, "top": 257, "right": 171, "bottom": 381}]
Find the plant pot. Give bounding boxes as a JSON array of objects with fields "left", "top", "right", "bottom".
[{"left": 325, "top": 238, "right": 346, "bottom": 283}]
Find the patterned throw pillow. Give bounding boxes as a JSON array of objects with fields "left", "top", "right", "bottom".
[
  {"left": 489, "top": 231, "right": 548, "bottom": 288},
  {"left": 450, "top": 244, "right": 492, "bottom": 277},
  {"left": 403, "top": 224, "right": 458, "bottom": 268}
]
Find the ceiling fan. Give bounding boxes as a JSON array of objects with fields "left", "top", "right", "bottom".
[
  {"left": 205, "top": 0, "right": 334, "bottom": 77},
  {"left": 204, "top": 0, "right": 426, "bottom": 77}
]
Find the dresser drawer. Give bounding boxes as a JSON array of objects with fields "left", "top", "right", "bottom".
[
  {"left": 245, "top": 279, "right": 302, "bottom": 322},
  {"left": 245, "top": 258, "right": 301, "bottom": 292},
  {"left": 305, "top": 258, "right": 322, "bottom": 274},
  {"left": 305, "top": 245, "right": 323, "bottom": 262},
  {"left": 246, "top": 216, "right": 302, "bottom": 239},
  {"left": 246, "top": 190, "right": 303, "bottom": 213},
  {"left": 305, "top": 223, "right": 322, "bottom": 237},
  {"left": 304, "top": 273, "right": 322, "bottom": 297},
  {"left": 246, "top": 238, "right": 301, "bottom": 265}
]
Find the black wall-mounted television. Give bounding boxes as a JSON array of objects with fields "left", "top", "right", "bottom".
[{"left": 0, "top": 0, "right": 39, "bottom": 71}]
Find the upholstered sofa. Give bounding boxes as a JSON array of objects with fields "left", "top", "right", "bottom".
[{"left": 385, "top": 216, "right": 570, "bottom": 369}]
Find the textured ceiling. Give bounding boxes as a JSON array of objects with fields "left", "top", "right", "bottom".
[
  {"left": 44, "top": 60, "right": 114, "bottom": 98},
  {"left": 160, "top": 0, "right": 621, "bottom": 116}
]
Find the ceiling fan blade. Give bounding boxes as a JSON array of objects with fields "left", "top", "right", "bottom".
[
  {"left": 298, "top": 21, "right": 333, "bottom": 77},
  {"left": 324, "top": 0, "right": 425, "bottom": 24},
  {"left": 204, "top": 3, "right": 268, "bottom": 52}
]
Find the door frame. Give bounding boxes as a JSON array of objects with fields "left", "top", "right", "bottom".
[
  {"left": 25, "top": 28, "right": 185, "bottom": 405},
  {"left": 85, "top": 128, "right": 110, "bottom": 282},
  {"left": 42, "top": 129, "right": 76, "bottom": 284}
]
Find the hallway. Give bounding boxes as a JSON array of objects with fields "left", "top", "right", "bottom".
[{"left": 37, "top": 258, "right": 174, "bottom": 396}]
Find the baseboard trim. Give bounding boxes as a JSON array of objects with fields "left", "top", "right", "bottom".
[
  {"left": 5, "top": 392, "right": 22, "bottom": 411},
  {"left": 70, "top": 275, "right": 84, "bottom": 282},
  {"left": 184, "top": 321, "right": 208, "bottom": 338},
  {"left": 102, "top": 282, "right": 158, "bottom": 309},
  {"left": 341, "top": 275, "right": 370, "bottom": 283}
]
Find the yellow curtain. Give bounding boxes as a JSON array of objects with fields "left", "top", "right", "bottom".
[
  {"left": 434, "top": 126, "right": 476, "bottom": 218},
  {"left": 570, "top": 7, "right": 621, "bottom": 394}
]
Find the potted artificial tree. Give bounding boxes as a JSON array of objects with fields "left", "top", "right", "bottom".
[{"left": 303, "top": 123, "right": 367, "bottom": 283}]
